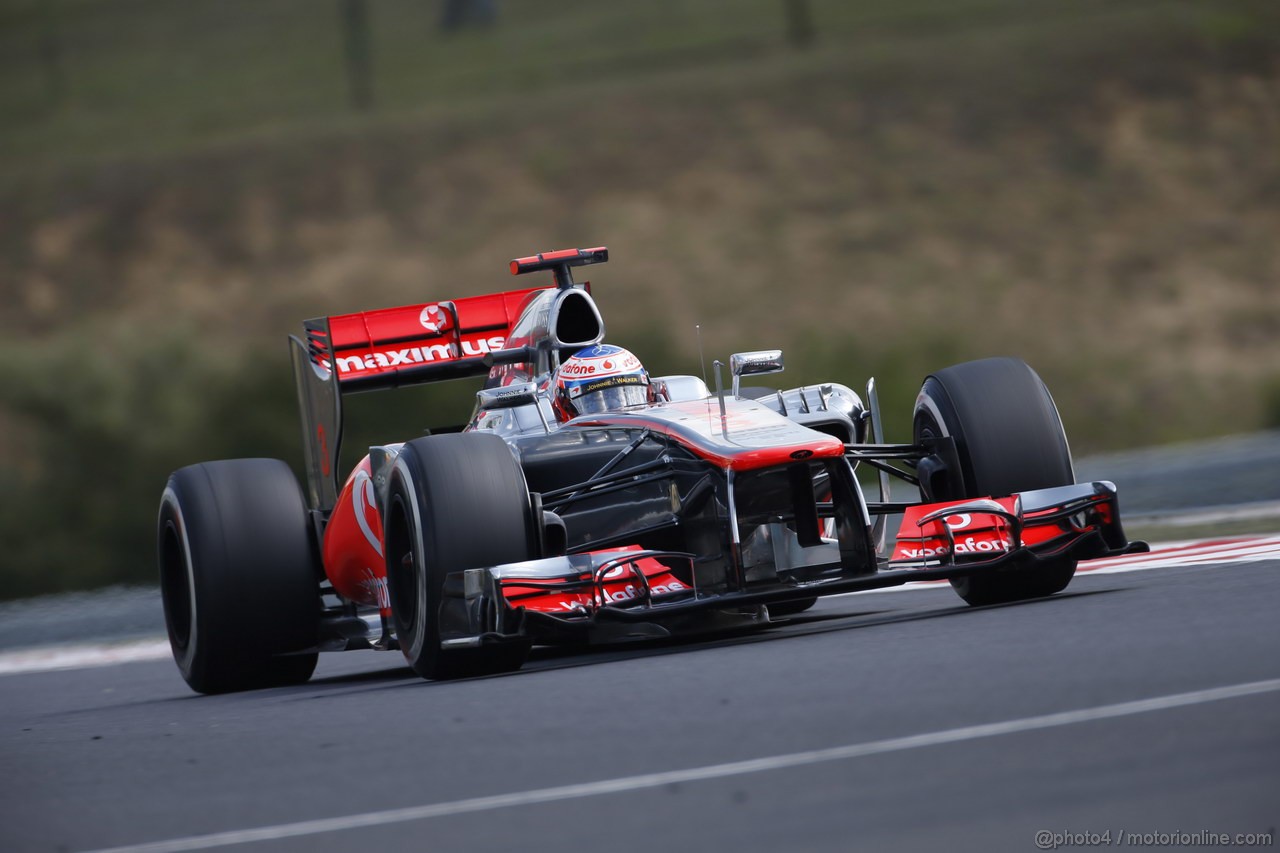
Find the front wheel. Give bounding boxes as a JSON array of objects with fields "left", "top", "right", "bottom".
[
  {"left": 157, "top": 459, "right": 321, "bottom": 693},
  {"left": 913, "top": 357, "right": 1077, "bottom": 606},
  {"left": 383, "top": 433, "right": 536, "bottom": 680}
]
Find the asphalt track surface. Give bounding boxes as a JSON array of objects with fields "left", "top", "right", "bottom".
[{"left": 3, "top": 550, "right": 1278, "bottom": 853}]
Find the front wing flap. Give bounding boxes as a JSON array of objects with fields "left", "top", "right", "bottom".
[{"left": 890, "top": 481, "right": 1137, "bottom": 567}]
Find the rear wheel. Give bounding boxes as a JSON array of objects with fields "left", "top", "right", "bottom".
[
  {"left": 913, "top": 357, "right": 1077, "bottom": 606},
  {"left": 157, "top": 459, "right": 320, "bottom": 693},
  {"left": 383, "top": 433, "right": 536, "bottom": 680}
]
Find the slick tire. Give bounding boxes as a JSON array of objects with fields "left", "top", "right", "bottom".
[
  {"left": 383, "top": 433, "right": 535, "bottom": 680},
  {"left": 158, "top": 459, "right": 321, "bottom": 694},
  {"left": 913, "top": 357, "right": 1078, "bottom": 606}
]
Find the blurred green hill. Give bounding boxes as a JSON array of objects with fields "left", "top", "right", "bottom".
[{"left": 2, "top": 0, "right": 1279, "bottom": 597}]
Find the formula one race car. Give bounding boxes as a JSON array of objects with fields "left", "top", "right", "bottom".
[{"left": 157, "top": 246, "right": 1147, "bottom": 693}]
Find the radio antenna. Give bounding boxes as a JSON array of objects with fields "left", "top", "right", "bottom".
[
  {"left": 696, "top": 324, "right": 708, "bottom": 387},
  {"left": 697, "top": 324, "right": 714, "bottom": 433}
]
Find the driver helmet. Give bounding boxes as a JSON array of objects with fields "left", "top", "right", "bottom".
[{"left": 553, "top": 344, "right": 651, "bottom": 421}]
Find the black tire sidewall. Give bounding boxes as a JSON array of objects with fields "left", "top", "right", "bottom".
[
  {"left": 158, "top": 459, "right": 319, "bottom": 693},
  {"left": 914, "top": 358, "right": 1074, "bottom": 500}
]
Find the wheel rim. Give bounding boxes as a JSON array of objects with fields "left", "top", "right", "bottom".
[
  {"left": 913, "top": 406, "right": 957, "bottom": 502},
  {"left": 159, "top": 519, "right": 192, "bottom": 653},
  {"left": 385, "top": 481, "right": 438, "bottom": 667},
  {"left": 385, "top": 494, "right": 419, "bottom": 640}
]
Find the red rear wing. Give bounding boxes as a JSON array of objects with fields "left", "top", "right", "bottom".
[
  {"left": 291, "top": 246, "right": 609, "bottom": 512},
  {"left": 291, "top": 285, "right": 549, "bottom": 510},
  {"left": 305, "top": 286, "right": 549, "bottom": 391}
]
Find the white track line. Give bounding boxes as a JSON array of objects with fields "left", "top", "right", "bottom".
[
  {"left": 1081, "top": 535, "right": 1280, "bottom": 574},
  {"left": 82, "top": 677, "right": 1280, "bottom": 853},
  {"left": 0, "top": 638, "right": 170, "bottom": 676}
]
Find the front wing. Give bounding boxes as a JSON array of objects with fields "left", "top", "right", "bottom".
[{"left": 436, "top": 481, "right": 1148, "bottom": 647}]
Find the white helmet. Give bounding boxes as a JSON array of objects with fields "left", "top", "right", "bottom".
[{"left": 553, "top": 345, "right": 651, "bottom": 421}]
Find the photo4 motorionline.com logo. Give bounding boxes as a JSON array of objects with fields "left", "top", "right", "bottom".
[{"left": 1035, "top": 829, "right": 1274, "bottom": 849}]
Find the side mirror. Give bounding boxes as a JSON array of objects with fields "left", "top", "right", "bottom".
[
  {"left": 475, "top": 381, "right": 539, "bottom": 410},
  {"left": 729, "top": 350, "right": 784, "bottom": 398}
]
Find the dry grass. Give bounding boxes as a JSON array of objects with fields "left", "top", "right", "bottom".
[{"left": 5, "top": 55, "right": 1278, "bottom": 450}]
